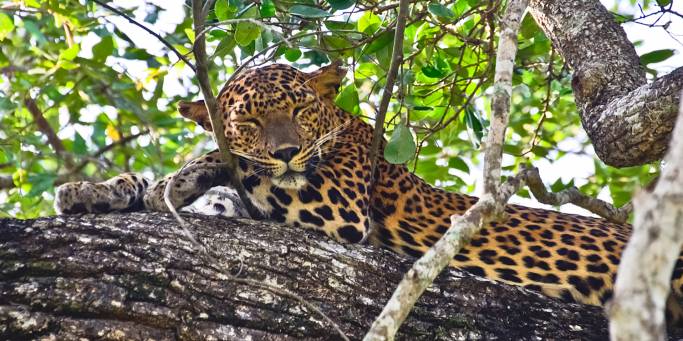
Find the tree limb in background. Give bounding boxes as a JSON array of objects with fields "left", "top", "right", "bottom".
[
  {"left": 608, "top": 94, "right": 683, "bottom": 340},
  {"left": 23, "top": 96, "right": 75, "bottom": 170},
  {"left": 369, "top": 0, "right": 409, "bottom": 187},
  {"left": 0, "top": 131, "right": 150, "bottom": 190},
  {"left": 529, "top": 0, "right": 683, "bottom": 167},
  {"left": 188, "top": 0, "right": 260, "bottom": 219},
  {"left": 91, "top": 0, "right": 196, "bottom": 72},
  {"left": 363, "top": 1, "right": 529, "bottom": 339},
  {"left": 524, "top": 166, "right": 632, "bottom": 223},
  {"left": 70, "top": 130, "right": 150, "bottom": 174}
]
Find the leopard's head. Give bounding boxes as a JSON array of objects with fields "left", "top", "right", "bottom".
[{"left": 178, "top": 62, "right": 348, "bottom": 189}]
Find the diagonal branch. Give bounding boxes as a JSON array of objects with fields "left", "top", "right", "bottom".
[
  {"left": 90, "top": 0, "right": 196, "bottom": 72},
  {"left": 368, "top": 0, "right": 410, "bottom": 190},
  {"left": 23, "top": 96, "right": 75, "bottom": 170},
  {"left": 363, "top": 0, "right": 529, "bottom": 339},
  {"left": 189, "top": 0, "right": 260, "bottom": 219}
]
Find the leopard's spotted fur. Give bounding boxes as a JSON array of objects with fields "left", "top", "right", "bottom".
[{"left": 55, "top": 62, "right": 683, "bottom": 314}]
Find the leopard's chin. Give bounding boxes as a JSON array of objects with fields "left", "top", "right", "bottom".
[{"left": 271, "top": 171, "right": 308, "bottom": 190}]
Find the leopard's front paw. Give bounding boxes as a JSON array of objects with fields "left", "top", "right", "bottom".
[
  {"left": 54, "top": 182, "right": 102, "bottom": 214},
  {"left": 54, "top": 173, "right": 150, "bottom": 214}
]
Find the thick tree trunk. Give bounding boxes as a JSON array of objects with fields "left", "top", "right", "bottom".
[
  {"left": 529, "top": 0, "right": 683, "bottom": 167},
  {"left": 0, "top": 213, "right": 639, "bottom": 340}
]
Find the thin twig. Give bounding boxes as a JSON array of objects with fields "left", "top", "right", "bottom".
[
  {"left": 368, "top": 0, "right": 410, "bottom": 191},
  {"left": 363, "top": 1, "right": 529, "bottom": 339},
  {"left": 90, "top": 0, "right": 196, "bottom": 72}
]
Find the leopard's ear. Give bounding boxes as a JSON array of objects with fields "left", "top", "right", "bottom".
[
  {"left": 306, "top": 60, "right": 347, "bottom": 101},
  {"left": 178, "top": 100, "right": 213, "bottom": 132}
]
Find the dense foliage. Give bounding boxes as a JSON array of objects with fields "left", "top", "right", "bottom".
[{"left": 0, "top": 0, "right": 674, "bottom": 218}]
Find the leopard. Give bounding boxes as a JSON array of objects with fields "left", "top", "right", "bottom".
[{"left": 54, "top": 62, "right": 683, "bottom": 318}]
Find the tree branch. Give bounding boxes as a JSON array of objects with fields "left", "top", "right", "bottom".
[
  {"left": 1, "top": 212, "right": 639, "bottom": 340},
  {"left": 369, "top": 0, "right": 409, "bottom": 190},
  {"left": 608, "top": 93, "right": 683, "bottom": 340},
  {"left": 363, "top": 1, "right": 529, "bottom": 339},
  {"left": 23, "top": 96, "right": 75, "bottom": 170},
  {"left": 70, "top": 130, "right": 150, "bottom": 175},
  {"left": 524, "top": 166, "right": 632, "bottom": 223},
  {"left": 188, "top": 0, "right": 260, "bottom": 219},
  {"left": 529, "top": 0, "right": 683, "bottom": 167},
  {"left": 0, "top": 131, "right": 149, "bottom": 190},
  {"left": 90, "top": 0, "right": 196, "bottom": 72}
]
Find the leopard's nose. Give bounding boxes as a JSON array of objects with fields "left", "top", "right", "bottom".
[{"left": 271, "top": 147, "right": 300, "bottom": 162}]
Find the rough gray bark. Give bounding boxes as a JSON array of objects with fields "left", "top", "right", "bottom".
[
  {"left": 529, "top": 0, "right": 683, "bottom": 167},
  {"left": 607, "top": 95, "right": 683, "bottom": 340},
  {"left": 0, "top": 212, "right": 643, "bottom": 340}
]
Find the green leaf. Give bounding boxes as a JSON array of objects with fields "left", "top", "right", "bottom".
[
  {"left": 289, "top": 5, "right": 332, "bottom": 18},
  {"left": 357, "top": 12, "right": 381, "bottom": 33},
  {"left": 235, "top": 23, "right": 260, "bottom": 46},
  {"left": 59, "top": 44, "right": 80, "bottom": 61},
  {"left": 335, "top": 84, "right": 359, "bottom": 114},
  {"left": 184, "top": 28, "right": 195, "bottom": 43},
  {"left": 520, "top": 14, "right": 539, "bottom": 39},
  {"left": 214, "top": 35, "right": 237, "bottom": 57},
  {"left": 421, "top": 64, "right": 446, "bottom": 78},
  {"left": 361, "top": 29, "right": 394, "bottom": 56},
  {"left": 0, "top": 12, "right": 14, "bottom": 41},
  {"left": 656, "top": 0, "right": 672, "bottom": 5},
  {"left": 23, "top": 20, "right": 47, "bottom": 45},
  {"left": 324, "top": 20, "right": 356, "bottom": 31},
  {"left": 215, "top": 0, "right": 233, "bottom": 21},
  {"left": 448, "top": 157, "right": 469, "bottom": 173},
  {"left": 26, "top": 173, "right": 56, "bottom": 198},
  {"left": 428, "top": 3, "right": 454, "bottom": 21},
  {"left": 284, "top": 48, "right": 302, "bottom": 62},
  {"left": 260, "top": 0, "right": 276, "bottom": 17},
  {"left": 550, "top": 178, "right": 565, "bottom": 192},
  {"left": 464, "top": 106, "right": 484, "bottom": 146},
  {"left": 640, "top": 49, "right": 675, "bottom": 65},
  {"left": 235, "top": 7, "right": 261, "bottom": 46},
  {"left": 0, "top": 95, "right": 16, "bottom": 111},
  {"left": 384, "top": 124, "right": 416, "bottom": 164},
  {"left": 328, "top": 0, "right": 355, "bottom": 10},
  {"left": 73, "top": 133, "right": 87, "bottom": 155},
  {"left": 92, "top": 36, "right": 114, "bottom": 62}
]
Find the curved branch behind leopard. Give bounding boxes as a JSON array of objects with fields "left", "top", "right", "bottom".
[{"left": 529, "top": 0, "right": 682, "bottom": 167}]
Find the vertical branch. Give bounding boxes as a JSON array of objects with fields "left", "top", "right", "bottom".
[
  {"left": 190, "top": 0, "right": 261, "bottom": 219},
  {"left": 363, "top": 1, "right": 529, "bottom": 340},
  {"left": 608, "top": 94, "right": 683, "bottom": 340},
  {"left": 369, "top": 0, "right": 409, "bottom": 185},
  {"left": 482, "top": 0, "right": 524, "bottom": 198}
]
